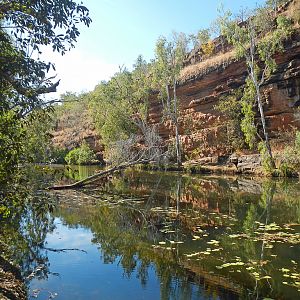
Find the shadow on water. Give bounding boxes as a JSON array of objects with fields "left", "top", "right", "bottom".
[{"left": 1, "top": 165, "right": 300, "bottom": 299}]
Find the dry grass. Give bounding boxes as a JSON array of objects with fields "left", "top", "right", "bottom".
[
  {"left": 179, "top": 0, "right": 300, "bottom": 84},
  {"left": 179, "top": 50, "right": 236, "bottom": 83}
]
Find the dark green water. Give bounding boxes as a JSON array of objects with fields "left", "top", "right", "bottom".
[{"left": 1, "top": 165, "right": 300, "bottom": 299}]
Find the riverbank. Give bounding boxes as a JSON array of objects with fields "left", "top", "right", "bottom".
[
  {"left": 0, "top": 241, "right": 27, "bottom": 300},
  {"left": 139, "top": 153, "right": 300, "bottom": 178}
]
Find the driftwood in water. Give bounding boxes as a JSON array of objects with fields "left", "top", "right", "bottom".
[{"left": 48, "top": 160, "right": 149, "bottom": 190}]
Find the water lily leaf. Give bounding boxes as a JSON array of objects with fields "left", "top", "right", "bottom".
[
  {"left": 262, "top": 276, "right": 272, "bottom": 279},
  {"left": 207, "top": 240, "right": 219, "bottom": 245},
  {"left": 211, "top": 248, "right": 221, "bottom": 252},
  {"left": 281, "top": 268, "right": 290, "bottom": 273}
]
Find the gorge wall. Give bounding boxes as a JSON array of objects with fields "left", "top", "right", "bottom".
[
  {"left": 52, "top": 0, "right": 300, "bottom": 167},
  {"left": 148, "top": 0, "right": 300, "bottom": 162}
]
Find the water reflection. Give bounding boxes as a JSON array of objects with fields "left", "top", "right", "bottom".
[
  {"left": 46, "top": 168, "right": 300, "bottom": 299},
  {"left": 1, "top": 166, "right": 300, "bottom": 299},
  {"left": 0, "top": 166, "right": 57, "bottom": 284}
]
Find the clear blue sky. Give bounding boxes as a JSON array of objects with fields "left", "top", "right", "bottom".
[{"left": 44, "top": 0, "right": 266, "bottom": 96}]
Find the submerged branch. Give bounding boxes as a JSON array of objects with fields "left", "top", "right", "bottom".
[
  {"left": 42, "top": 247, "right": 87, "bottom": 253},
  {"left": 48, "top": 159, "right": 149, "bottom": 190}
]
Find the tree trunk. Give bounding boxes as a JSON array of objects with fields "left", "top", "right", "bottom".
[
  {"left": 256, "top": 88, "right": 276, "bottom": 169},
  {"left": 248, "top": 53, "right": 276, "bottom": 169},
  {"left": 48, "top": 160, "right": 149, "bottom": 190},
  {"left": 173, "top": 80, "right": 182, "bottom": 167},
  {"left": 165, "top": 84, "right": 171, "bottom": 114}
]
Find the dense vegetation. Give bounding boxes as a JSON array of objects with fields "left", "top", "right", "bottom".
[{"left": 65, "top": 141, "right": 96, "bottom": 165}]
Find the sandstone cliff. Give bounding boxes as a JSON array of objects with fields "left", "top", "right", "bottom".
[{"left": 148, "top": 0, "right": 300, "bottom": 163}]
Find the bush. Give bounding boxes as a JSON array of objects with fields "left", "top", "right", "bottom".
[
  {"left": 258, "top": 141, "right": 274, "bottom": 174},
  {"left": 65, "top": 141, "right": 96, "bottom": 165},
  {"left": 277, "top": 131, "right": 300, "bottom": 177}
]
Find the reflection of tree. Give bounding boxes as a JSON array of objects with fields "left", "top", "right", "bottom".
[
  {"left": 0, "top": 167, "right": 57, "bottom": 284},
  {"left": 56, "top": 200, "right": 206, "bottom": 300}
]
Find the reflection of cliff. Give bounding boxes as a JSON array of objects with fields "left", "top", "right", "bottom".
[{"left": 119, "top": 170, "right": 300, "bottom": 224}]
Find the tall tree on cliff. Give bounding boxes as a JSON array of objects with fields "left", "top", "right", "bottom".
[
  {"left": 0, "top": 0, "right": 91, "bottom": 181},
  {"left": 153, "top": 32, "right": 188, "bottom": 167},
  {"left": 219, "top": 6, "right": 293, "bottom": 169}
]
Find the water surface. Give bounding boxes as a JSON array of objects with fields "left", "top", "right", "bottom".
[{"left": 2, "top": 165, "right": 300, "bottom": 299}]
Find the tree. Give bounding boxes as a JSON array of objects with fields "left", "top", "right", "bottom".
[
  {"left": 89, "top": 56, "right": 152, "bottom": 162},
  {"left": 0, "top": 0, "right": 91, "bottom": 181},
  {"left": 220, "top": 6, "right": 293, "bottom": 169},
  {"left": 153, "top": 32, "right": 189, "bottom": 167}
]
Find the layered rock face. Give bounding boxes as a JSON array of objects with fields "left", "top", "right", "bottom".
[{"left": 148, "top": 1, "right": 300, "bottom": 161}]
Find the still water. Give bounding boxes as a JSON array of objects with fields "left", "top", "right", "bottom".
[{"left": 3, "top": 165, "right": 300, "bottom": 299}]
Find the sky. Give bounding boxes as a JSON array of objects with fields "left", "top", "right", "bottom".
[{"left": 43, "top": 0, "right": 266, "bottom": 98}]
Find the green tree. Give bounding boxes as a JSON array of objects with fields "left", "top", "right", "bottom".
[
  {"left": 153, "top": 33, "right": 188, "bottom": 167},
  {"left": 220, "top": 7, "right": 293, "bottom": 169},
  {"left": 65, "top": 141, "right": 96, "bottom": 165},
  {"left": 22, "top": 108, "right": 55, "bottom": 163},
  {"left": 0, "top": 0, "right": 91, "bottom": 180},
  {"left": 90, "top": 57, "right": 151, "bottom": 161}
]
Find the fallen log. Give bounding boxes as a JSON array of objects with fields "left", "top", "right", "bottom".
[{"left": 48, "top": 159, "right": 149, "bottom": 190}]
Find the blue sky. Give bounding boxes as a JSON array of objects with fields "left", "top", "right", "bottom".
[{"left": 44, "top": 0, "right": 265, "bottom": 97}]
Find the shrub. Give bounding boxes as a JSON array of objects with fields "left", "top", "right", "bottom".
[
  {"left": 65, "top": 141, "right": 96, "bottom": 165},
  {"left": 258, "top": 141, "right": 275, "bottom": 174},
  {"left": 277, "top": 131, "right": 300, "bottom": 177}
]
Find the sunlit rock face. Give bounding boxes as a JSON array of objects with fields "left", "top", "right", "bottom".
[{"left": 148, "top": 31, "right": 300, "bottom": 160}]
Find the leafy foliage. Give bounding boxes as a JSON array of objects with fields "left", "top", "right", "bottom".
[
  {"left": 215, "top": 89, "right": 245, "bottom": 150},
  {"left": 240, "top": 79, "right": 257, "bottom": 150},
  {"left": 0, "top": 111, "right": 25, "bottom": 183},
  {"left": 22, "top": 108, "right": 55, "bottom": 163},
  {"left": 0, "top": 0, "right": 91, "bottom": 182},
  {"left": 278, "top": 131, "right": 300, "bottom": 176},
  {"left": 153, "top": 32, "right": 188, "bottom": 166},
  {"left": 219, "top": 4, "right": 293, "bottom": 167},
  {"left": 89, "top": 56, "right": 150, "bottom": 158},
  {"left": 65, "top": 141, "right": 96, "bottom": 165}
]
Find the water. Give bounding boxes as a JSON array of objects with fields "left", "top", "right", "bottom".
[{"left": 2, "top": 165, "right": 300, "bottom": 299}]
